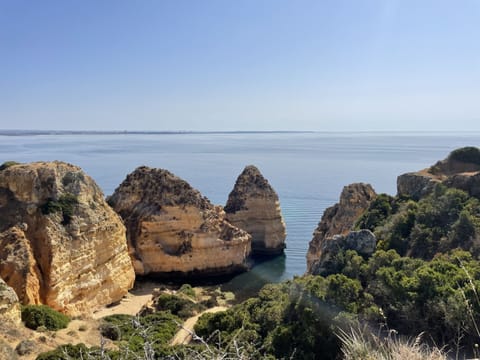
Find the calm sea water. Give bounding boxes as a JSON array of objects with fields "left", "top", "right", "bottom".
[{"left": 1, "top": 132, "right": 479, "bottom": 295}]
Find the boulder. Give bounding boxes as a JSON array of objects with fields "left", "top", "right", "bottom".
[
  {"left": 306, "top": 183, "right": 377, "bottom": 274},
  {"left": 108, "top": 166, "right": 251, "bottom": 278},
  {"left": 0, "top": 339, "right": 17, "bottom": 360},
  {"left": 0, "top": 277, "right": 21, "bottom": 324},
  {"left": 225, "top": 165, "right": 286, "bottom": 255},
  {"left": 396, "top": 172, "right": 440, "bottom": 201},
  {"left": 0, "top": 161, "right": 135, "bottom": 316}
]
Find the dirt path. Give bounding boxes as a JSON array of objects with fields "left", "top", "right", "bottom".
[
  {"left": 170, "top": 306, "right": 227, "bottom": 346},
  {"left": 92, "top": 281, "right": 160, "bottom": 319},
  {"left": 92, "top": 292, "right": 153, "bottom": 319}
]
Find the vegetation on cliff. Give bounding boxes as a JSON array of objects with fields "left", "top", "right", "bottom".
[
  {"left": 194, "top": 175, "right": 480, "bottom": 358},
  {"left": 355, "top": 184, "right": 480, "bottom": 258},
  {"left": 447, "top": 146, "right": 480, "bottom": 165},
  {"left": 41, "top": 193, "right": 79, "bottom": 225},
  {"left": 21, "top": 305, "right": 70, "bottom": 331}
]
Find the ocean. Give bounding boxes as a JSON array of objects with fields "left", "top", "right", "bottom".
[{"left": 1, "top": 131, "right": 479, "bottom": 295}]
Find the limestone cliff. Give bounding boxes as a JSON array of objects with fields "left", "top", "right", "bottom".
[
  {"left": 311, "top": 230, "right": 376, "bottom": 276},
  {"left": 306, "top": 183, "right": 377, "bottom": 274},
  {"left": 397, "top": 146, "right": 480, "bottom": 200},
  {"left": 0, "top": 277, "right": 21, "bottom": 324},
  {"left": 107, "top": 166, "right": 251, "bottom": 278},
  {"left": 0, "top": 161, "right": 135, "bottom": 316},
  {"left": 225, "top": 165, "right": 286, "bottom": 255}
]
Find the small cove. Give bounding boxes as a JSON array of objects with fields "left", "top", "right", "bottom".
[{"left": 2, "top": 131, "right": 479, "bottom": 297}]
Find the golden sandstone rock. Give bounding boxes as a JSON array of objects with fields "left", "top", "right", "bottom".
[
  {"left": 0, "top": 161, "right": 134, "bottom": 316},
  {"left": 225, "top": 165, "right": 286, "bottom": 255},
  {"left": 108, "top": 166, "right": 251, "bottom": 278},
  {"left": 306, "top": 183, "right": 377, "bottom": 274},
  {"left": 0, "top": 277, "right": 21, "bottom": 324}
]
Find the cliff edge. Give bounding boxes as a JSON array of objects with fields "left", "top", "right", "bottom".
[
  {"left": 0, "top": 161, "right": 135, "bottom": 316},
  {"left": 397, "top": 146, "right": 480, "bottom": 200},
  {"left": 306, "top": 183, "right": 377, "bottom": 274}
]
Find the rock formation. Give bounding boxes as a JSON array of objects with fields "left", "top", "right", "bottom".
[
  {"left": 224, "top": 165, "right": 286, "bottom": 255},
  {"left": 311, "top": 230, "right": 376, "bottom": 276},
  {"left": 0, "top": 161, "right": 135, "bottom": 316},
  {"left": 0, "top": 277, "right": 21, "bottom": 324},
  {"left": 107, "top": 166, "right": 251, "bottom": 278},
  {"left": 397, "top": 146, "right": 480, "bottom": 200},
  {"left": 306, "top": 183, "right": 377, "bottom": 274}
]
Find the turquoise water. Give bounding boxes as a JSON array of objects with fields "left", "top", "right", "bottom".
[{"left": 1, "top": 131, "right": 479, "bottom": 293}]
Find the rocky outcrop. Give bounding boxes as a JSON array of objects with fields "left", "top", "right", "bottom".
[
  {"left": 311, "top": 230, "right": 376, "bottom": 276},
  {"left": 306, "top": 183, "right": 377, "bottom": 274},
  {"left": 396, "top": 172, "right": 440, "bottom": 200},
  {"left": 225, "top": 165, "right": 286, "bottom": 256},
  {"left": 108, "top": 166, "right": 251, "bottom": 278},
  {"left": 0, "top": 161, "right": 135, "bottom": 316},
  {"left": 0, "top": 278, "right": 21, "bottom": 324},
  {"left": 0, "top": 226, "right": 42, "bottom": 305},
  {"left": 397, "top": 147, "right": 480, "bottom": 200}
]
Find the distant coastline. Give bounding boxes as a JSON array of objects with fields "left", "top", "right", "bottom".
[
  {"left": 0, "top": 130, "right": 316, "bottom": 136},
  {"left": 1, "top": 129, "right": 479, "bottom": 136}
]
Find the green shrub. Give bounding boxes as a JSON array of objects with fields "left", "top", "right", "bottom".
[
  {"left": 179, "top": 283, "right": 196, "bottom": 298},
  {"left": 41, "top": 193, "right": 79, "bottom": 225},
  {"left": 21, "top": 305, "right": 70, "bottom": 331},
  {"left": 200, "top": 296, "right": 218, "bottom": 308},
  {"left": 36, "top": 344, "right": 91, "bottom": 360},
  {"left": 153, "top": 293, "right": 203, "bottom": 319},
  {"left": 0, "top": 161, "right": 20, "bottom": 171},
  {"left": 99, "top": 322, "right": 121, "bottom": 340},
  {"left": 448, "top": 146, "right": 480, "bottom": 165},
  {"left": 355, "top": 194, "right": 394, "bottom": 231},
  {"left": 101, "top": 312, "right": 180, "bottom": 355},
  {"left": 35, "top": 344, "right": 118, "bottom": 360}
]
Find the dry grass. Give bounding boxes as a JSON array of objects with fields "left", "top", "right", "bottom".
[{"left": 338, "top": 327, "right": 447, "bottom": 360}]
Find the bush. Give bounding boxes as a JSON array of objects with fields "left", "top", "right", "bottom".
[
  {"left": 179, "top": 283, "right": 196, "bottom": 298},
  {"left": 41, "top": 193, "right": 79, "bottom": 225},
  {"left": 0, "top": 161, "right": 20, "bottom": 171},
  {"left": 448, "top": 146, "right": 480, "bottom": 165},
  {"left": 99, "top": 322, "right": 121, "bottom": 340},
  {"left": 355, "top": 194, "right": 394, "bottom": 231},
  {"left": 200, "top": 296, "right": 218, "bottom": 308},
  {"left": 153, "top": 293, "right": 203, "bottom": 319},
  {"left": 35, "top": 343, "right": 108, "bottom": 360},
  {"left": 21, "top": 305, "right": 70, "bottom": 331},
  {"left": 100, "top": 312, "right": 180, "bottom": 355}
]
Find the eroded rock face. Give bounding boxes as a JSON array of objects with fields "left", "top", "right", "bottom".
[
  {"left": 225, "top": 165, "right": 286, "bottom": 255},
  {"left": 312, "top": 230, "right": 376, "bottom": 276},
  {"left": 0, "top": 161, "right": 135, "bottom": 316},
  {"left": 397, "top": 147, "right": 480, "bottom": 200},
  {"left": 306, "top": 183, "right": 377, "bottom": 274},
  {"left": 0, "top": 277, "right": 21, "bottom": 324},
  {"left": 0, "top": 226, "right": 41, "bottom": 305},
  {"left": 108, "top": 166, "right": 251, "bottom": 278}
]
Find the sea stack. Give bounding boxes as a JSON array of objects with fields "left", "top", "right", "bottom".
[
  {"left": 225, "top": 165, "right": 286, "bottom": 256},
  {"left": 107, "top": 166, "right": 252, "bottom": 278},
  {"left": 0, "top": 161, "right": 135, "bottom": 316},
  {"left": 306, "top": 183, "right": 377, "bottom": 274}
]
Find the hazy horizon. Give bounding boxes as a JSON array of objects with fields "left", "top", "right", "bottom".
[{"left": 1, "top": 1, "right": 479, "bottom": 132}]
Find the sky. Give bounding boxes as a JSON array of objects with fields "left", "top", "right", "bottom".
[{"left": 1, "top": 0, "right": 479, "bottom": 131}]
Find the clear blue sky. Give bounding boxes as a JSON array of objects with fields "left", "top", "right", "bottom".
[{"left": 1, "top": 0, "right": 479, "bottom": 131}]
